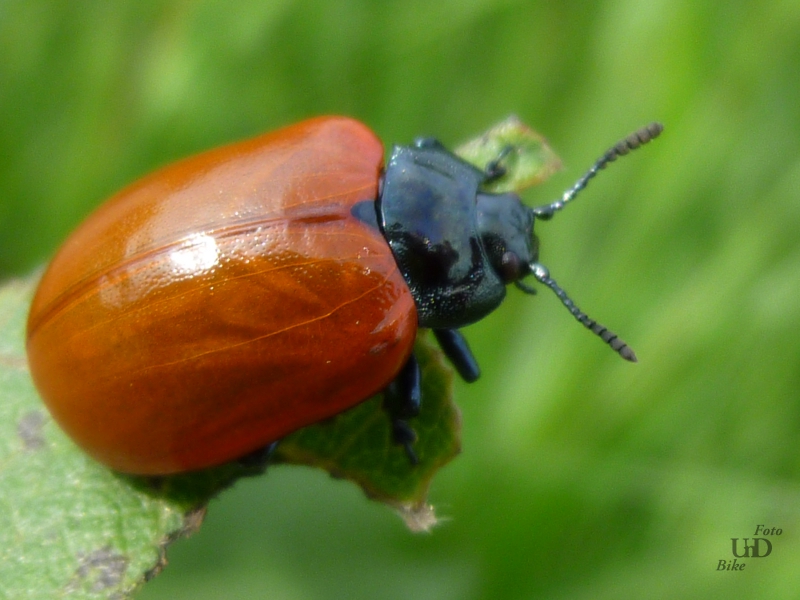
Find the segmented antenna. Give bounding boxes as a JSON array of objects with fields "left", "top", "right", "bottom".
[
  {"left": 533, "top": 122, "right": 663, "bottom": 220},
  {"left": 528, "top": 263, "right": 637, "bottom": 362}
]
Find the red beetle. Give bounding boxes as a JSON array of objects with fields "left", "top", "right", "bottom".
[{"left": 26, "top": 116, "right": 661, "bottom": 474}]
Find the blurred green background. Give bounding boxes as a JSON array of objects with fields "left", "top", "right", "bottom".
[{"left": 2, "top": 0, "right": 799, "bottom": 598}]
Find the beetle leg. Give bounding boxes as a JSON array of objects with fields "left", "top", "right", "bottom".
[
  {"left": 383, "top": 353, "right": 422, "bottom": 465},
  {"left": 237, "top": 440, "right": 280, "bottom": 473},
  {"left": 483, "top": 145, "right": 514, "bottom": 184},
  {"left": 433, "top": 328, "right": 481, "bottom": 382}
]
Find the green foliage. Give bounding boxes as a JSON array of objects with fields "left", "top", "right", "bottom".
[{"left": 455, "top": 115, "right": 562, "bottom": 193}]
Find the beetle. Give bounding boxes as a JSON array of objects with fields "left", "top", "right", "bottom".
[{"left": 26, "top": 116, "right": 662, "bottom": 474}]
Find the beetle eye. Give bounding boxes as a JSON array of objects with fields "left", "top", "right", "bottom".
[{"left": 499, "top": 251, "right": 524, "bottom": 283}]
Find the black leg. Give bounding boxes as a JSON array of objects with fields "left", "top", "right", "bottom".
[
  {"left": 433, "top": 328, "right": 481, "bottom": 383},
  {"left": 383, "top": 353, "right": 422, "bottom": 465},
  {"left": 237, "top": 440, "right": 280, "bottom": 473},
  {"left": 483, "top": 145, "right": 513, "bottom": 183}
]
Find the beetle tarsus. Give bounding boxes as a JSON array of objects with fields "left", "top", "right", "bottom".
[
  {"left": 237, "top": 440, "right": 280, "bottom": 473},
  {"left": 404, "top": 441, "right": 419, "bottom": 466},
  {"left": 482, "top": 145, "right": 514, "bottom": 183},
  {"left": 391, "top": 419, "right": 419, "bottom": 465},
  {"left": 383, "top": 354, "right": 422, "bottom": 464}
]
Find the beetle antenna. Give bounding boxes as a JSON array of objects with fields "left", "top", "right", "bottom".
[
  {"left": 528, "top": 263, "right": 637, "bottom": 362},
  {"left": 533, "top": 123, "right": 663, "bottom": 220}
]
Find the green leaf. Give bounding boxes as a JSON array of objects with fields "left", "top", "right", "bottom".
[
  {"left": 0, "top": 272, "right": 459, "bottom": 597},
  {"left": 274, "top": 330, "right": 460, "bottom": 531},
  {"left": 455, "top": 115, "right": 563, "bottom": 193}
]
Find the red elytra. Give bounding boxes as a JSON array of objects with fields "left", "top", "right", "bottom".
[{"left": 27, "top": 117, "right": 416, "bottom": 474}]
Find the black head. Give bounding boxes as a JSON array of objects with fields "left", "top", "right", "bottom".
[{"left": 376, "top": 123, "right": 662, "bottom": 360}]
